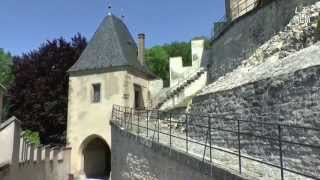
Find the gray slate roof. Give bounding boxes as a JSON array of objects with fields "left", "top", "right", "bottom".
[{"left": 69, "top": 15, "right": 157, "bottom": 79}]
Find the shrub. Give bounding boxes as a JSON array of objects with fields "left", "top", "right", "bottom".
[{"left": 23, "top": 130, "right": 41, "bottom": 145}]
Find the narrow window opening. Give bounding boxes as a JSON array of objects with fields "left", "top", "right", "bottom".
[
  {"left": 92, "top": 83, "right": 101, "bottom": 103},
  {"left": 134, "top": 84, "right": 144, "bottom": 109}
]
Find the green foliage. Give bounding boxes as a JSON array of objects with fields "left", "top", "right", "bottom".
[
  {"left": 145, "top": 46, "right": 170, "bottom": 86},
  {"left": 23, "top": 130, "right": 41, "bottom": 145},
  {"left": 145, "top": 41, "right": 192, "bottom": 87},
  {"left": 0, "top": 49, "right": 14, "bottom": 87},
  {"left": 162, "top": 42, "right": 192, "bottom": 66},
  {"left": 9, "top": 34, "right": 87, "bottom": 144}
]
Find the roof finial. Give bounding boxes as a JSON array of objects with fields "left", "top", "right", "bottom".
[{"left": 107, "top": 0, "right": 112, "bottom": 15}]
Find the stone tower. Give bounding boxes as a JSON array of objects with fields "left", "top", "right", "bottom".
[
  {"left": 225, "top": 0, "right": 259, "bottom": 21},
  {"left": 67, "top": 14, "right": 162, "bottom": 179}
]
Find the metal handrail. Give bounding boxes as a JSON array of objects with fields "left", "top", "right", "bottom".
[{"left": 112, "top": 104, "right": 320, "bottom": 180}]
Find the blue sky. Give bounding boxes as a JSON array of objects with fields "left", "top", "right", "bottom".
[{"left": 0, "top": 0, "right": 225, "bottom": 55}]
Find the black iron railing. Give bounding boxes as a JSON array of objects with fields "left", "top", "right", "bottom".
[{"left": 111, "top": 105, "right": 320, "bottom": 180}]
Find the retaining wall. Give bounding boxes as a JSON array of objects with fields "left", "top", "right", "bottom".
[
  {"left": 111, "top": 122, "right": 251, "bottom": 180},
  {"left": 191, "top": 65, "right": 320, "bottom": 177},
  {"left": 208, "top": 0, "right": 319, "bottom": 82}
]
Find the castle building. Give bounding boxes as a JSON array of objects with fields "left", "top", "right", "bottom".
[
  {"left": 66, "top": 14, "right": 162, "bottom": 179},
  {"left": 169, "top": 39, "right": 206, "bottom": 87},
  {"left": 225, "top": 0, "right": 259, "bottom": 21}
]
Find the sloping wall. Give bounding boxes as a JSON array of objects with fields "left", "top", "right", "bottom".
[
  {"left": 111, "top": 122, "right": 250, "bottom": 180},
  {"left": 191, "top": 43, "right": 320, "bottom": 178}
]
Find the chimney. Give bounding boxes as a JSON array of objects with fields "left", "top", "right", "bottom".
[{"left": 138, "top": 33, "right": 145, "bottom": 64}]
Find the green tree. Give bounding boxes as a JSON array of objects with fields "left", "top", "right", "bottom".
[
  {"left": 0, "top": 49, "right": 13, "bottom": 87},
  {"left": 145, "top": 41, "right": 192, "bottom": 87},
  {"left": 23, "top": 130, "right": 41, "bottom": 145},
  {"left": 163, "top": 42, "right": 192, "bottom": 66},
  {"left": 145, "top": 46, "right": 170, "bottom": 86},
  {"left": 9, "top": 34, "right": 87, "bottom": 145}
]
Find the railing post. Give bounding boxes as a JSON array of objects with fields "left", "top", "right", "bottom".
[
  {"left": 237, "top": 118, "right": 242, "bottom": 174},
  {"left": 169, "top": 113, "right": 172, "bottom": 148},
  {"left": 125, "top": 107, "right": 127, "bottom": 129},
  {"left": 147, "top": 110, "right": 149, "bottom": 137},
  {"left": 209, "top": 116, "right": 212, "bottom": 164},
  {"left": 278, "top": 125, "right": 284, "bottom": 180},
  {"left": 158, "top": 111, "right": 160, "bottom": 143},
  {"left": 186, "top": 114, "right": 189, "bottom": 153},
  {"left": 131, "top": 108, "right": 133, "bottom": 130},
  {"left": 122, "top": 107, "right": 125, "bottom": 127},
  {"left": 137, "top": 110, "right": 140, "bottom": 135}
]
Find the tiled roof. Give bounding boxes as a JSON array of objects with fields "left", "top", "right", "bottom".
[{"left": 69, "top": 15, "right": 157, "bottom": 79}]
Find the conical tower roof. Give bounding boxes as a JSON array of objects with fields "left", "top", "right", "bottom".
[{"left": 69, "top": 15, "right": 156, "bottom": 79}]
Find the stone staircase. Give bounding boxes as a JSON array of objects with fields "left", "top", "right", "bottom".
[{"left": 155, "top": 68, "right": 207, "bottom": 109}]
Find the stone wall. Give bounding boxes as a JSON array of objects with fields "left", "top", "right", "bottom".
[
  {"left": 160, "top": 70, "right": 207, "bottom": 110},
  {"left": 209, "top": 0, "right": 319, "bottom": 83},
  {"left": 190, "top": 65, "right": 320, "bottom": 178},
  {"left": 0, "top": 118, "right": 71, "bottom": 180},
  {"left": 111, "top": 122, "right": 250, "bottom": 180},
  {"left": 227, "top": 0, "right": 259, "bottom": 21}
]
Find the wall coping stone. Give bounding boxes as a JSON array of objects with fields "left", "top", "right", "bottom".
[{"left": 0, "top": 116, "right": 20, "bottom": 131}]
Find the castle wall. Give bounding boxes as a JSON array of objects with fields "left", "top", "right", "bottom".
[
  {"left": 161, "top": 71, "right": 207, "bottom": 110},
  {"left": 169, "top": 57, "right": 193, "bottom": 87},
  {"left": 0, "top": 118, "right": 19, "bottom": 167},
  {"left": 111, "top": 122, "right": 249, "bottom": 180},
  {"left": 227, "top": 0, "right": 258, "bottom": 21},
  {"left": 169, "top": 39, "right": 204, "bottom": 88},
  {"left": 209, "top": 0, "right": 318, "bottom": 83},
  {"left": 149, "top": 78, "right": 164, "bottom": 106},
  {"left": 0, "top": 118, "right": 71, "bottom": 180},
  {"left": 190, "top": 64, "right": 320, "bottom": 177}
]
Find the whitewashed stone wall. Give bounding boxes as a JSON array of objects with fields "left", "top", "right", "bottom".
[
  {"left": 0, "top": 117, "right": 71, "bottom": 180},
  {"left": 169, "top": 39, "right": 205, "bottom": 87}
]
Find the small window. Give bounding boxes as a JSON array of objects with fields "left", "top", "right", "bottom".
[{"left": 92, "top": 83, "right": 101, "bottom": 103}]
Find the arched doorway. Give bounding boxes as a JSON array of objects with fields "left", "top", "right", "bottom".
[{"left": 82, "top": 136, "right": 111, "bottom": 179}]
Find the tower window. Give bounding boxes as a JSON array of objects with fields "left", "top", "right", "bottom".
[{"left": 92, "top": 83, "right": 101, "bottom": 103}]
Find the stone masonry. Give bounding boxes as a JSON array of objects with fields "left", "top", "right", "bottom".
[
  {"left": 191, "top": 44, "right": 320, "bottom": 178},
  {"left": 208, "top": 0, "right": 319, "bottom": 83},
  {"left": 188, "top": 2, "right": 320, "bottom": 177}
]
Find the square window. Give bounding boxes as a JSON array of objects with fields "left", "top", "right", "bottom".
[{"left": 92, "top": 83, "right": 101, "bottom": 103}]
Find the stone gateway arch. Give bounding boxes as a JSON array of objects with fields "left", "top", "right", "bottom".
[{"left": 80, "top": 135, "right": 111, "bottom": 179}]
